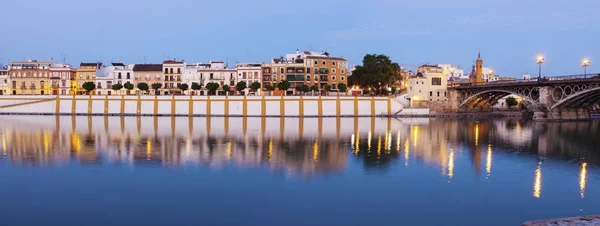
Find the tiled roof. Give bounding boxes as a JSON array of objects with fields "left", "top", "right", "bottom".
[
  {"left": 80, "top": 62, "right": 103, "bottom": 67},
  {"left": 133, "top": 64, "right": 163, "bottom": 71},
  {"left": 305, "top": 56, "right": 346, "bottom": 61},
  {"left": 163, "top": 60, "right": 184, "bottom": 64}
]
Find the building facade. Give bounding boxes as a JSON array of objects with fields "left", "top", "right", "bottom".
[
  {"left": 406, "top": 65, "right": 448, "bottom": 107},
  {"left": 49, "top": 63, "right": 75, "bottom": 95},
  {"left": 198, "top": 61, "right": 236, "bottom": 95},
  {"left": 9, "top": 60, "right": 51, "bottom": 95},
  {"left": 163, "top": 60, "right": 184, "bottom": 95},
  {"left": 133, "top": 64, "right": 163, "bottom": 95},
  {"left": 0, "top": 65, "right": 9, "bottom": 95},
  {"left": 182, "top": 63, "right": 200, "bottom": 94},
  {"left": 76, "top": 63, "right": 102, "bottom": 94},
  {"left": 235, "top": 63, "right": 262, "bottom": 91},
  {"left": 305, "top": 55, "right": 348, "bottom": 90}
]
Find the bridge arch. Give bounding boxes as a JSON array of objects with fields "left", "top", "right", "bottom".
[
  {"left": 551, "top": 86, "right": 600, "bottom": 109},
  {"left": 459, "top": 89, "right": 539, "bottom": 109}
]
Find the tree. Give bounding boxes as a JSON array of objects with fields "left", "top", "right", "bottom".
[
  {"left": 265, "top": 84, "right": 275, "bottom": 96},
  {"left": 323, "top": 84, "right": 332, "bottom": 95},
  {"left": 249, "top": 81, "right": 261, "bottom": 91},
  {"left": 137, "top": 82, "right": 149, "bottom": 94},
  {"left": 205, "top": 82, "right": 220, "bottom": 95},
  {"left": 222, "top": 85, "right": 230, "bottom": 95},
  {"left": 111, "top": 83, "right": 123, "bottom": 95},
  {"left": 506, "top": 96, "right": 519, "bottom": 109},
  {"left": 295, "top": 85, "right": 304, "bottom": 95},
  {"left": 82, "top": 81, "right": 96, "bottom": 95},
  {"left": 301, "top": 84, "right": 309, "bottom": 93},
  {"left": 177, "top": 83, "right": 189, "bottom": 95},
  {"left": 191, "top": 82, "right": 202, "bottom": 95},
  {"left": 349, "top": 54, "right": 402, "bottom": 95},
  {"left": 151, "top": 83, "right": 163, "bottom": 95},
  {"left": 310, "top": 85, "right": 319, "bottom": 96},
  {"left": 338, "top": 83, "right": 348, "bottom": 93},
  {"left": 235, "top": 81, "right": 247, "bottom": 94},
  {"left": 124, "top": 82, "right": 134, "bottom": 94},
  {"left": 277, "top": 81, "right": 291, "bottom": 95}
]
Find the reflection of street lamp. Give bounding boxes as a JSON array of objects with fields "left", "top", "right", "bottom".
[
  {"left": 581, "top": 58, "right": 591, "bottom": 78},
  {"left": 536, "top": 54, "right": 545, "bottom": 79}
]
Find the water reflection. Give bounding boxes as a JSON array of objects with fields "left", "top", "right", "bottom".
[{"left": 1, "top": 117, "right": 600, "bottom": 179}]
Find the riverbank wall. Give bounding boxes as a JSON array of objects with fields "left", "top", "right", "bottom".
[{"left": 0, "top": 95, "right": 403, "bottom": 117}]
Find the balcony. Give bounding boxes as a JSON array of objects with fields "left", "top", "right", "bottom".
[
  {"left": 286, "top": 75, "right": 305, "bottom": 82},
  {"left": 263, "top": 76, "right": 272, "bottom": 81},
  {"left": 319, "top": 68, "right": 329, "bottom": 74},
  {"left": 320, "top": 76, "right": 329, "bottom": 82}
]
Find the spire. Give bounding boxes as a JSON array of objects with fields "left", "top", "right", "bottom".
[{"left": 477, "top": 52, "right": 481, "bottom": 60}]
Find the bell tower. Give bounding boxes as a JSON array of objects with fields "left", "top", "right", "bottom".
[{"left": 476, "top": 52, "right": 483, "bottom": 83}]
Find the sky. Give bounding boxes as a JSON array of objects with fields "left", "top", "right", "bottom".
[{"left": 1, "top": 0, "right": 599, "bottom": 78}]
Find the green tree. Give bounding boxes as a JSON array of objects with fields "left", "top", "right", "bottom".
[
  {"left": 123, "top": 82, "right": 134, "bottom": 94},
  {"left": 206, "top": 82, "right": 220, "bottom": 95},
  {"left": 323, "top": 84, "right": 332, "bottom": 94},
  {"left": 151, "top": 83, "right": 163, "bottom": 95},
  {"left": 222, "top": 85, "right": 230, "bottom": 95},
  {"left": 301, "top": 84, "right": 310, "bottom": 93},
  {"left": 82, "top": 81, "right": 96, "bottom": 95},
  {"left": 265, "top": 84, "right": 275, "bottom": 96},
  {"left": 191, "top": 82, "right": 202, "bottom": 95},
  {"left": 506, "top": 96, "right": 519, "bottom": 109},
  {"left": 310, "top": 85, "right": 319, "bottom": 96},
  {"left": 349, "top": 54, "right": 402, "bottom": 95},
  {"left": 177, "top": 83, "right": 189, "bottom": 95},
  {"left": 277, "top": 80, "right": 291, "bottom": 95},
  {"left": 235, "top": 81, "right": 247, "bottom": 94},
  {"left": 338, "top": 83, "right": 348, "bottom": 93},
  {"left": 295, "top": 85, "right": 304, "bottom": 95},
  {"left": 137, "top": 82, "right": 149, "bottom": 94},
  {"left": 249, "top": 81, "right": 261, "bottom": 91},
  {"left": 111, "top": 83, "right": 123, "bottom": 95}
]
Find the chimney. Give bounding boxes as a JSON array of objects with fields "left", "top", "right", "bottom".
[{"left": 296, "top": 49, "right": 299, "bottom": 54}]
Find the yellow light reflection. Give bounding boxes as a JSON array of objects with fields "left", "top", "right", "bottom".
[
  {"left": 386, "top": 131, "right": 392, "bottom": 152},
  {"left": 396, "top": 130, "right": 401, "bottom": 153},
  {"left": 412, "top": 126, "right": 419, "bottom": 147},
  {"left": 43, "top": 131, "right": 50, "bottom": 153},
  {"left": 384, "top": 130, "right": 389, "bottom": 152},
  {"left": 313, "top": 140, "right": 319, "bottom": 162},
  {"left": 448, "top": 149, "right": 455, "bottom": 179},
  {"left": 355, "top": 130, "right": 360, "bottom": 155},
  {"left": 1, "top": 132, "right": 6, "bottom": 154},
  {"left": 580, "top": 162, "right": 587, "bottom": 199},
  {"left": 475, "top": 124, "right": 479, "bottom": 146},
  {"left": 351, "top": 133, "right": 355, "bottom": 147},
  {"left": 71, "top": 132, "right": 81, "bottom": 156},
  {"left": 227, "top": 141, "right": 232, "bottom": 160},
  {"left": 486, "top": 144, "right": 492, "bottom": 178},
  {"left": 377, "top": 136, "right": 382, "bottom": 157},
  {"left": 367, "top": 130, "right": 372, "bottom": 153},
  {"left": 186, "top": 138, "right": 192, "bottom": 156},
  {"left": 146, "top": 139, "right": 152, "bottom": 160},
  {"left": 533, "top": 162, "right": 542, "bottom": 198},
  {"left": 268, "top": 139, "right": 273, "bottom": 161},
  {"left": 404, "top": 139, "right": 409, "bottom": 167}
]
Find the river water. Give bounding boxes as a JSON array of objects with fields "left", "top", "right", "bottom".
[{"left": 0, "top": 116, "right": 599, "bottom": 226}]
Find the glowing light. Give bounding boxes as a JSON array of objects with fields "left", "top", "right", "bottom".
[
  {"left": 186, "top": 138, "right": 192, "bottom": 156},
  {"left": 486, "top": 144, "right": 492, "bottom": 178},
  {"left": 313, "top": 140, "right": 319, "bottom": 162},
  {"left": 396, "top": 130, "right": 401, "bottom": 153},
  {"left": 533, "top": 162, "right": 542, "bottom": 198},
  {"left": 2, "top": 132, "right": 6, "bottom": 154},
  {"left": 412, "top": 126, "right": 419, "bottom": 148},
  {"left": 475, "top": 124, "right": 479, "bottom": 146},
  {"left": 367, "top": 130, "right": 372, "bottom": 153},
  {"left": 377, "top": 136, "right": 382, "bottom": 157},
  {"left": 355, "top": 130, "right": 360, "bottom": 155},
  {"left": 448, "top": 149, "right": 455, "bottom": 179},
  {"left": 580, "top": 162, "right": 587, "bottom": 199},
  {"left": 43, "top": 131, "right": 50, "bottom": 153},
  {"left": 146, "top": 139, "right": 152, "bottom": 160},
  {"left": 536, "top": 54, "right": 545, "bottom": 64},
  {"left": 581, "top": 58, "right": 591, "bottom": 67},
  {"left": 227, "top": 141, "right": 232, "bottom": 160},
  {"left": 268, "top": 139, "right": 273, "bottom": 161},
  {"left": 404, "top": 139, "right": 409, "bottom": 167}
]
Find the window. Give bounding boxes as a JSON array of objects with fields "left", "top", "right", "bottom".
[
  {"left": 280, "top": 68, "right": 284, "bottom": 74},
  {"left": 273, "top": 67, "right": 277, "bottom": 74},
  {"left": 79, "top": 74, "right": 83, "bottom": 79},
  {"left": 332, "top": 69, "right": 336, "bottom": 73},
  {"left": 332, "top": 84, "right": 337, "bottom": 89},
  {"left": 430, "top": 91, "right": 433, "bottom": 96},
  {"left": 432, "top": 77, "right": 442, "bottom": 86},
  {"left": 306, "top": 75, "right": 311, "bottom": 81},
  {"left": 243, "top": 72, "right": 247, "bottom": 79},
  {"left": 62, "top": 80, "right": 66, "bottom": 87},
  {"left": 170, "top": 68, "right": 173, "bottom": 74},
  {"left": 322, "top": 61, "right": 326, "bottom": 65},
  {"left": 254, "top": 72, "right": 258, "bottom": 79},
  {"left": 118, "top": 73, "right": 122, "bottom": 79},
  {"left": 314, "top": 60, "right": 318, "bottom": 65},
  {"left": 306, "top": 67, "right": 310, "bottom": 74},
  {"left": 12, "top": 81, "right": 16, "bottom": 89},
  {"left": 437, "top": 92, "right": 440, "bottom": 97},
  {"left": 164, "top": 68, "right": 168, "bottom": 73},
  {"left": 341, "top": 69, "right": 345, "bottom": 74},
  {"left": 314, "top": 68, "right": 318, "bottom": 73},
  {"left": 332, "top": 76, "right": 336, "bottom": 81},
  {"left": 332, "top": 61, "right": 336, "bottom": 66},
  {"left": 341, "top": 76, "right": 345, "bottom": 81},
  {"left": 98, "top": 82, "right": 101, "bottom": 88},
  {"left": 210, "top": 73, "right": 214, "bottom": 79},
  {"left": 127, "top": 72, "right": 130, "bottom": 79},
  {"left": 280, "top": 75, "right": 284, "bottom": 80},
  {"left": 200, "top": 73, "right": 203, "bottom": 80},
  {"left": 177, "top": 68, "right": 181, "bottom": 74}
]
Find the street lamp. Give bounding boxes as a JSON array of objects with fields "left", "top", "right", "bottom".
[
  {"left": 581, "top": 58, "right": 591, "bottom": 78},
  {"left": 536, "top": 54, "right": 545, "bottom": 79}
]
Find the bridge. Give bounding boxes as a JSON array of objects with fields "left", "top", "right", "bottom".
[{"left": 447, "top": 74, "right": 600, "bottom": 120}]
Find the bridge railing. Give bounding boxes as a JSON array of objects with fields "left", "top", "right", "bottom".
[{"left": 449, "top": 73, "right": 600, "bottom": 88}]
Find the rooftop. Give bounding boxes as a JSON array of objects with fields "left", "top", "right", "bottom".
[
  {"left": 163, "top": 60, "right": 184, "bottom": 64},
  {"left": 133, "top": 64, "right": 163, "bottom": 72},
  {"left": 80, "top": 62, "right": 103, "bottom": 67}
]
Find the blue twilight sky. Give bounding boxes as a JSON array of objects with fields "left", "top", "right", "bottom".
[{"left": 1, "top": 0, "right": 599, "bottom": 77}]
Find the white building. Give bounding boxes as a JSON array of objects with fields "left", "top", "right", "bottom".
[
  {"left": 0, "top": 65, "right": 9, "bottom": 95},
  {"left": 437, "top": 64, "right": 466, "bottom": 81},
  {"left": 182, "top": 63, "right": 201, "bottom": 89},
  {"left": 112, "top": 63, "right": 135, "bottom": 87},
  {"left": 405, "top": 65, "right": 448, "bottom": 107},
  {"left": 95, "top": 65, "right": 116, "bottom": 95},
  {"left": 482, "top": 67, "right": 497, "bottom": 82},
  {"left": 235, "top": 63, "right": 262, "bottom": 94},
  {"left": 198, "top": 61, "right": 237, "bottom": 95}
]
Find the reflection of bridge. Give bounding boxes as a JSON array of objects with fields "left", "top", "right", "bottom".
[{"left": 448, "top": 75, "right": 600, "bottom": 120}]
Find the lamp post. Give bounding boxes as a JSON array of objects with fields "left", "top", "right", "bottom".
[
  {"left": 536, "top": 54, "right": 545, "bottom": 80},
  {"left": 581, "top": 58, "right": 591, "bottom": 78}
]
